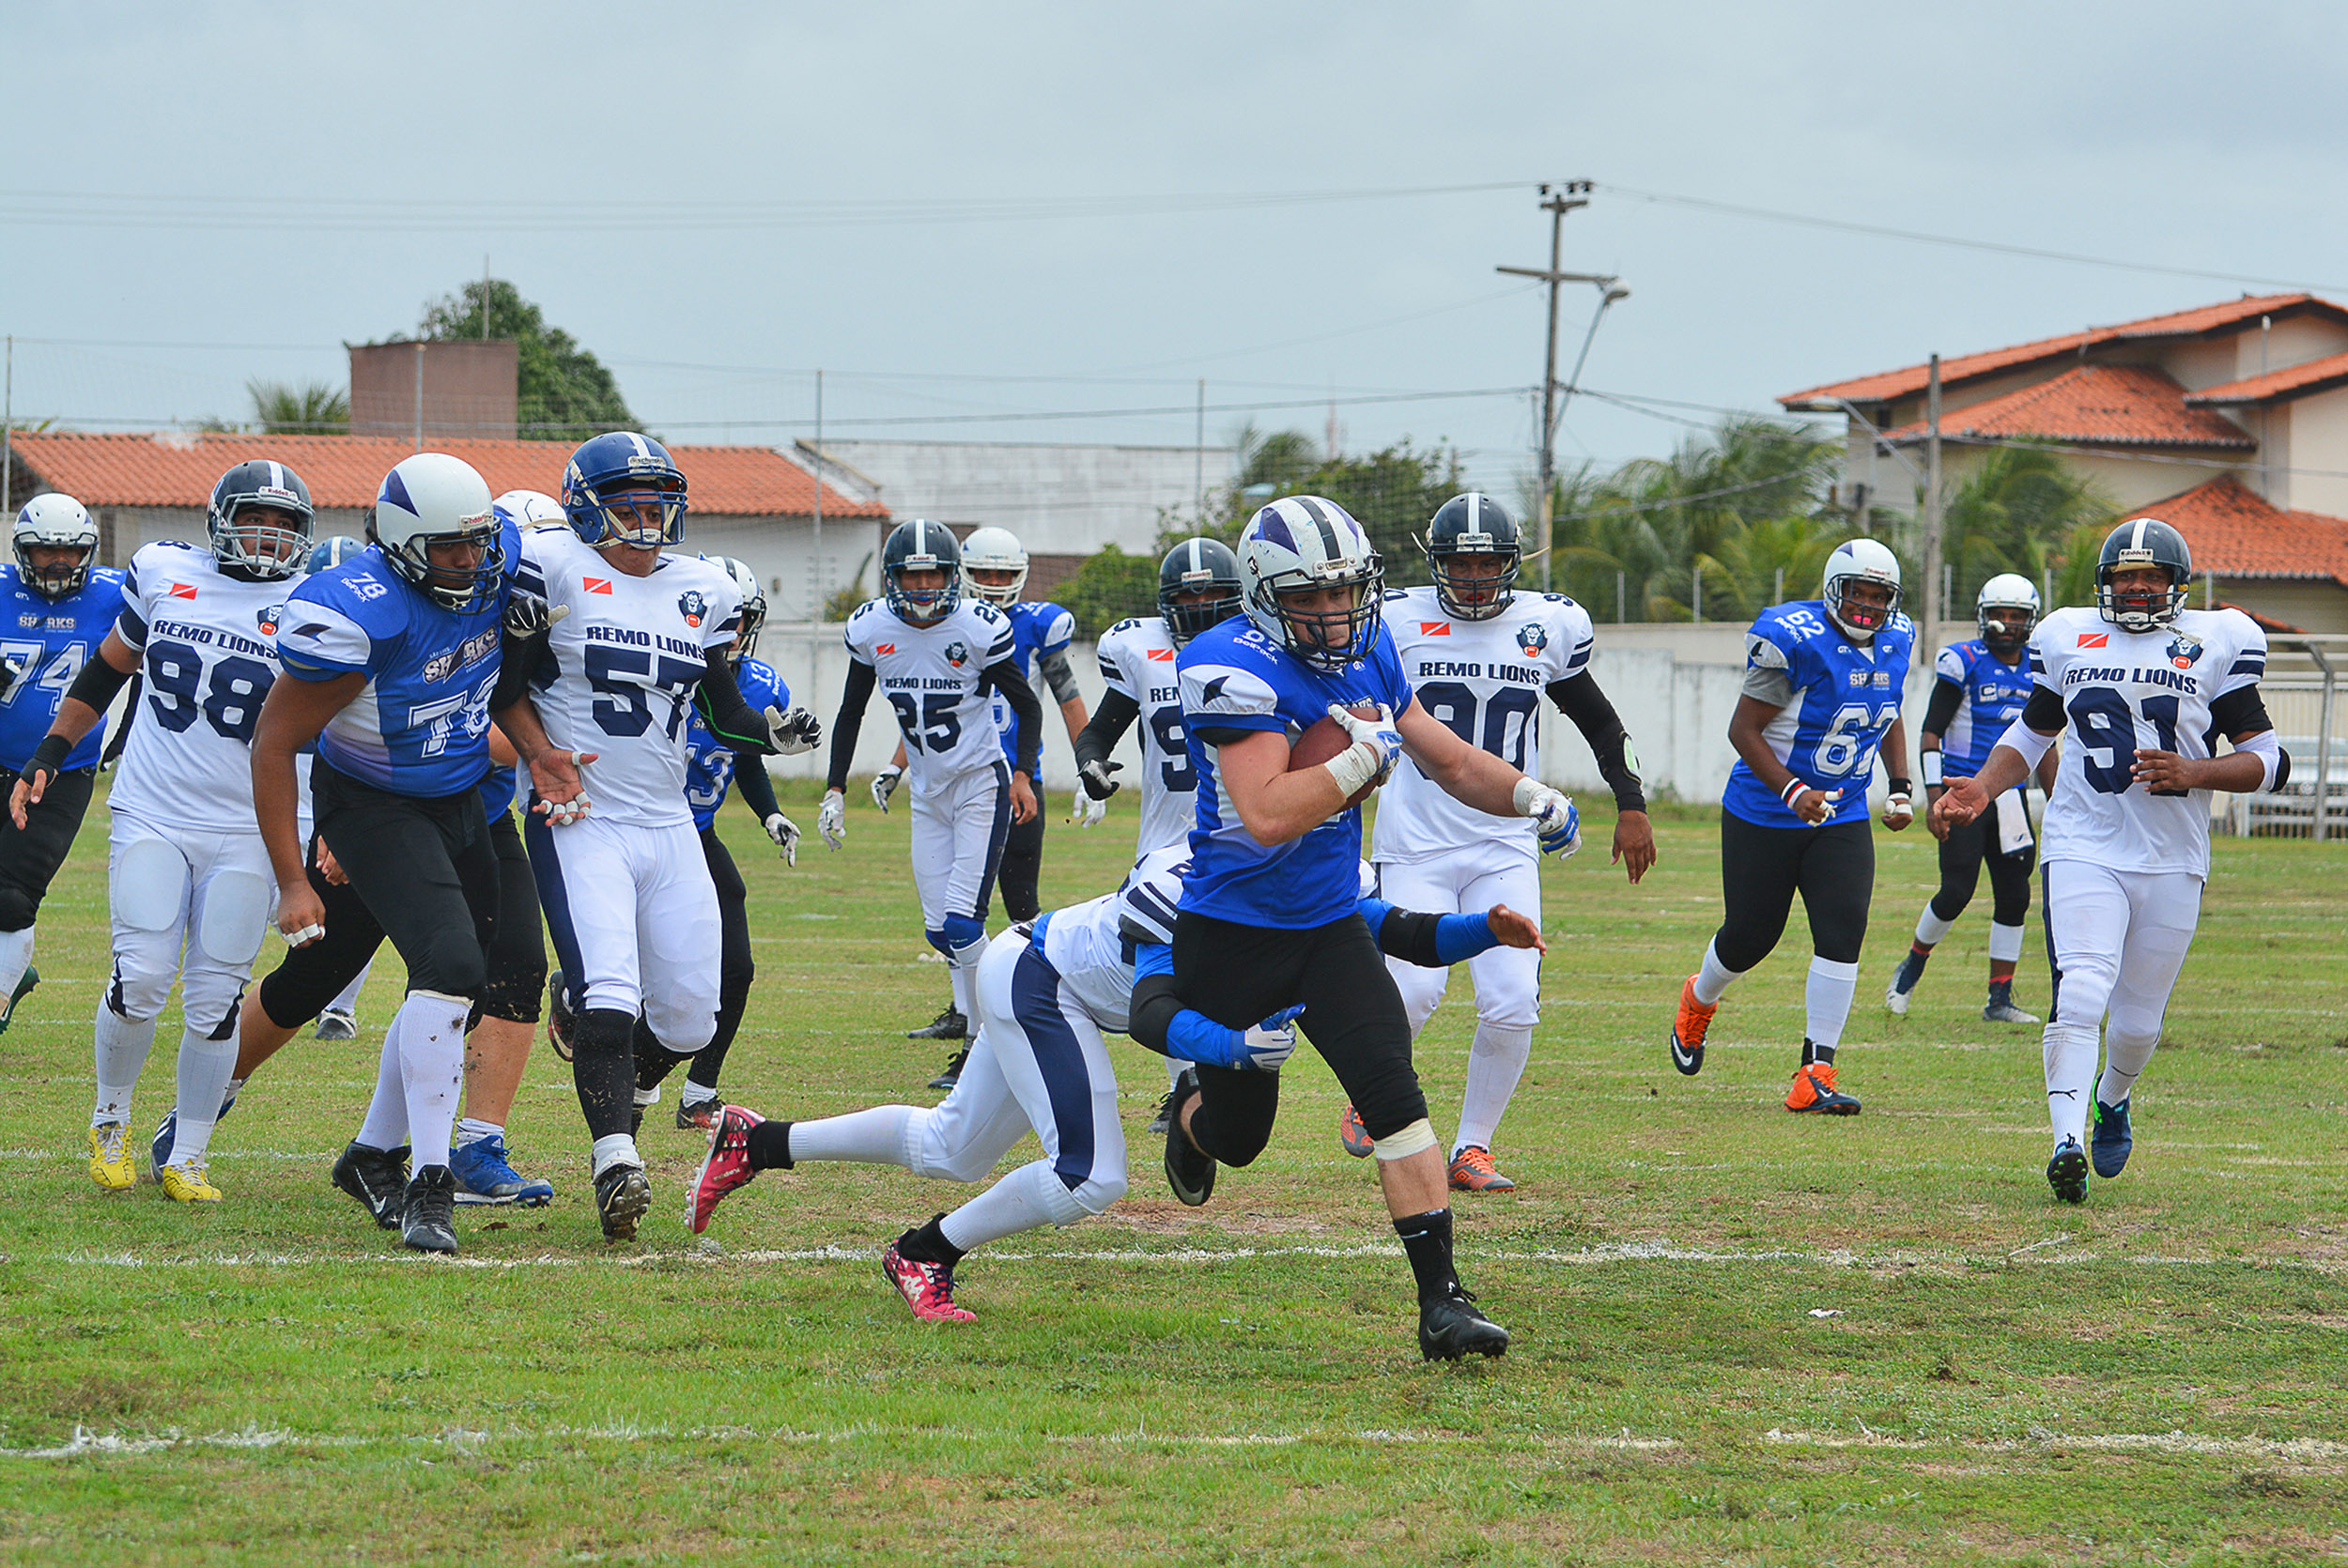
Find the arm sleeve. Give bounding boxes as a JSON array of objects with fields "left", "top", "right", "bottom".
[
  {"left": 981, "top": 658, "right": 1043, "bottom": 777},
  {"left": 1542, "top": 670, "right": 1646, "bottom": 812},
  {"left": 1361, "top": 899, "right": 1501, "bottom": 968},
  {"left": 2208, "top": 684, "right": 2275, "bottom": 741},
  {"left": 692, "top": 647, "right": 774, "bottom": 756},
  {"left": 1921, "top": 677, "right": 1965, "bottom": 741},
  {"left": 65, "top": 650, "right": 135, "bottom": 714},
  {"left": 825, "top": 658, "right": 877, "bottom": 793},
  {"left": 1075, "top": 688, "right": 1142, "bottom": 772},
  {"left": 1034, "top": 644, "right": 1082, "bottom": 705},
  {"left": 1129, "top": 962, "right": 1181, "bottom": 1057},
  {"left": 734, "top": 755, "right": 782, "bottom": 820},
  {"left": 488, "top": 633, "right": 548, "bottom": 712},
  {"left": 2021, "top": 685, "right": 2065, "bottom": 732}
]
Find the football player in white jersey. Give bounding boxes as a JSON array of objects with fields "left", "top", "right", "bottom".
[
  {"left": 506, "top": 433, "right": 818, "bottom": 1240},
  {"left": 1362, "top": 493, "right": 1654, "bottom": 1191},
  {"left": 1935, "top": 517, "right": 2287, "bottom": 1204},
  {"left": 818, "top": 519, "right": 1043, "bottom": 1083},
  {"left": 12, "top": 460, "right": 314, "bottom": 1201}
]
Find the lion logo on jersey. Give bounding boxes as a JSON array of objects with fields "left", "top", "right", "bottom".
[
  {"left": 257, "top": 604, "right": 287, "bottom": 638},
  {"left": 944, "top": 640, "right": 970, "bottom": 669},
  {"left": 2165, "top": 633, "right": 2204, "bottom": 670},
  {"left": 1515, "top": 622, "right": 1549, "bottom": 659},
  {"left": 676, "top": 590, "right": 709, "bottom": 630}
]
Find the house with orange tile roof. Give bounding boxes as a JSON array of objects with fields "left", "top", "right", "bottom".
[
  {"left": 1, "top": 430, "right": 889, "bottom": 622},
  {"left": 1780, "top": 293, "right": 2348, "bottom": 631}
]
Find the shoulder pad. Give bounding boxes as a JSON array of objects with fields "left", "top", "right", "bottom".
[
  {"left": 1383, "top": 588, "right": 1409, "bottom": 603},
  {"left": 1105, "top": 617, "right": 1142, "bottom": 637}
]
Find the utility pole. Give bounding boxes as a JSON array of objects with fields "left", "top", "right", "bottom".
[
  {"left": 3, "top": 335, "right": 12, "bottom": 515},
  {"left": 1922, "top": 353, "right": 1944, "bottom": 649},
  {"left": 811, "top": 368, "right": 825, "bottom": 623},
  {"left": 412, "top": 342, "right": 425, "bottom": 452},
  {"left": 1195, "top": 378, "right": 1206, "bottom": 522}
]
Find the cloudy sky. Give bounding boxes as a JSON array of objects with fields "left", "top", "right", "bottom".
[{"left": 7, "top": 2, "right": 2346, "bottom": 496}]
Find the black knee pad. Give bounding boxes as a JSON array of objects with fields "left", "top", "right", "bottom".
[
  {"left": 0, "top": 885, "right": 38, "bottom": 932},
  {"left": 408, "top": 934, "right": 487, "bottom": 1005},
  {"left": 1348, "top": 1064, "right": 1431, "bottom": 1144}
]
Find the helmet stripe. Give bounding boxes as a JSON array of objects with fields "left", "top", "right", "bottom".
[{"left": 1295, "top": 496, "right": 1344, "bottom": 561}]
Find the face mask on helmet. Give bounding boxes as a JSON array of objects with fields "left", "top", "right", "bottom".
[
  {"left": 1240, "top": 498, "right": 1385, "bottom": 669},
  {"left": 1158, "top": 538, "right": 1244, "bottom": 646},
  {"left": 2094, "top": 518, "right": 2193, "bottom": 633},
  {"left": 208, "top": 461, "right": 316, "bottom": 582},
  {"left": 562, "top": 434, "right": 688, "bottom": 550},
  {"left": 13, "top": 494, "right": 100, "bottom": 600},
  {"left": 1423, "top": 493, "right": 1521, "bottom": 622}
]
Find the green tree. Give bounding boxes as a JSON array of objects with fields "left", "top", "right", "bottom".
[
  {"left": 249, "top": 379, "right": 348, "bottom": 435},
  {"left": 1167, "top": 426, "right": 1464, "bottom": 592},
  {"left": 410, "top": 279, "right": 639, "bottom": 442},
  {"left": 1049, "top": 544, "right": 1158, "bottom": 640},
  {"left": 1939, "top": 444, "right": 2115, "bottom": 614}
]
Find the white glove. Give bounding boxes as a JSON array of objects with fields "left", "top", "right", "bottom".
[
  {"left": 0, "top": 653, "right": 26, "bottom": 699},
  {"left": 766, "top": 705, "right": 822, "bottom": 757},
  {"left": 817, "top": 791, "right": 846, "bottom": 849},
  {"left": 1323, "top": 702, "right": 1403, "bottom": 799},
  {"left": 1512, "top": 777, "right": 1582, "bottom": 858},
  {"left": 1071, "top": 790, "right": 1108, "bottom": 828},
  {"left": 764, "top": 812, "right": 801, "bottom": 868},
  {"left": 1239, "top": 1005, "right": 1305, "bottom": 1071},
  {"left": 871, "top": 766, "right": 903, "bottom": 813}
]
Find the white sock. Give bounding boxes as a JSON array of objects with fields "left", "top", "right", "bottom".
[
  {"left": 2043, "top": 1021, "right": 2098, "bottom": 1146},
  {"left": 1691, "top": 940, "right": 1742, "bottom": 1007},
  {"left": 787, "top": 1104, "right": 916, "bottom": 1166},
  {"left": 1987, "top": 921, "right": 2026, "bottom": 964},
  {"left": 948, "top": 957, "right": 977, "bottom": 1020},
  {"left": 394, "top": 992, "right": 470, "bottom": 1172},
  {"left": 92, "top": 1003, "right": 160, "bottom": 1125},
  {"left": 1914, "top": 905, "right": 1955, "bottom": 946},
  {"left": 1804, "top": 957, "right": 1861, "bottom": 1050},
  {"left": 2096, "top": 1030, "right": 2159, "bottom": 1108},
  {"left": 1454, "top": 1022, "right": 1534, "bottom": 1155},
  {"left": 938, "top": 1161, "right": 1078, "bottom": 1253},
  {"left": 455, "top": 1115, "right": 502, "bottom": 1145},
  {"left": 355, "top": 1034, "right": 410, "bottom": 1152},
  {"left": 327, "top": 963, "right": 368, "bottom": 1016},
  {"left": 0, "top": 925, "right": 35, "bottom": 1003},
  {"left": 677, "top": 1082, "right": 717, "bottom": 1107},
  {"left": 591, "top": 1132, "right": 641, "bottom": 1177},
  {"left": 169, "top": 1025, "right": 239, "bottom": 1166},
  {"left": 633, "top": 1084, "right": 660, "bottom": 1108}
]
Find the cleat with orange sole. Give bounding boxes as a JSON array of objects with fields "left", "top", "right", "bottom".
[
  {"left": 1336, "top": 1101, "right": 1374, "bottom": 1159},
  {"left": 1784, "top": 1060, "right": 1861, "bottom": 1115},
  {"left": 1447, "top": 1145, "right": 1517, "bottom": 1192},
  {"left": 1670, "top": 976, "right": 1715, "bottom": 1076}
]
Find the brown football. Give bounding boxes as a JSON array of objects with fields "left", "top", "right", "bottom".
[{"left": 1290, "top": 702, "right": 1387, "bottom": 808}]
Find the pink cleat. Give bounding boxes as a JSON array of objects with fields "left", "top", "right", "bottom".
[
  {"left": 686, "top": 1104, "right": 764, "bottom": 1235},
  {"left": 881, "top": 1239, "right": 977, "bottom": 1324}
]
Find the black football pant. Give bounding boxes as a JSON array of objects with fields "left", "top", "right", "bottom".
[
  {"left": 995, "top": 809, "right": 1045, "bottom": 924},
  {"left": 0, "top": 764, "right": 93, "bottom": 931},
  {"left": 1711, "top": 811, "right": 1874, "bottom": 972},
  {"left": 1928, "top": 813, "right": 2033, "bottom": 928}
]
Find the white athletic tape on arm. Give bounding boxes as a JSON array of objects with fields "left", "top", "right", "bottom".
[
  {"left": 1992, "top": 716, "right": 2055, "bottom": 772},
  {"left": 2236, "top": 729, "right": 2282, "bottom": 791},
  {"left": 1921, "top": 750, "right": 1944, "bottom": 787},
  {"left": 1371, "top": 1117, "right": 1439, "bottom": 1162},
  {"left": 1323, "top": 742, "right": 1383, "bottom": 802}
]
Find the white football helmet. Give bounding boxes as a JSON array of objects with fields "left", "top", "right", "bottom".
[
  {"left": 13, "top": 493, "right": 100, "bottom": 600},
  {"left": 1821, "top": 537, "right": 1903, "bottom": 638},
  {"left": 960, "top": 526, "right": 1029, "bottom": 605},
  {"left": 1238, "top": 495, "right": 1384, "bottom": 669},
  {"left": 493, "top": 488, "right": 567, "bottom": 532},
  {"left": 369, "top": 453, "right": 503, "bottom": 614},
  {"left": 701, "top": 554, "right": 766, "bottom": 662},
  {"left": 1975, "top": 572, "right": 2040, "bottom": 653}
]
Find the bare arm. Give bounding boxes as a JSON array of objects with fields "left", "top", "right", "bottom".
[
  {"left": 490, "top": 693, "right": 589, "bottom": 809},
  {"left": 1212, "top": 728, "right": 1349, "bottom": 846},
  {"left": 252, "top": 671, "right": 366, "bottom": 944},
  {"left": 1394, "top": 697, "right": 1526, "bottom": 816},
  {"left": 1726, "top": 693, "right": 1836, "bottom": 824}
]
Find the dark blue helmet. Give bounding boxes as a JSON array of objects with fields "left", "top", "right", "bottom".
[
  {"left": 2096, "top": 516, "right": 2193, "bottom": 633},
  {"left": 1422, "top": 492, "right": 1520, "bottom": 622},
  {"left": 208, "top": 458, "right": 315, "bottom": 582},
  {"left": 882, "top": 519, "right": 963, "bottom": 622},
  {"left": 562, "top": 432, "right": 687, "bottom": 549},
  {"left": 1157, "top": 536, "right": 1243, "bottom": 645},
  {"left": 304, "top": 535, "right": 367, "bottom": 576}
]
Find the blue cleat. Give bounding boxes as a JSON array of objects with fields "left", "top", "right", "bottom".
[
  {"left": 1884, "top": 949, "right": 1928, "bottom": 1015},
  {"left": 450, "top": 1132, "right": 554, "bottom": 1207},
  {"left": 2047, "top": 1136, "right": 2090, "bottom": 1204},
  {"left": 2091, "top": 1098, "right": 2133, "bottom": 1178}
]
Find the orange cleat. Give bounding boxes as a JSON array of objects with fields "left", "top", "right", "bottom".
[
  {"left": 1336, "top": 1101, "right": 1374, "bottom": 1158},
  {"left": 1670, "top": 976, "right": 1715, "bottom": 1076},
  {"left": 1447, "top": 1145, "right": 1517, "bottom": 1192},
  {"left": 1784, "top": 1061, "right": 1861, "bottom": 1115}
]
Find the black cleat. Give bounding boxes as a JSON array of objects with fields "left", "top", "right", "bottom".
[
  {"left": 547, "top": 970, "right": 576, "bottom": 1060},
  {"left": 595, "top": 1161, "right": 652, "bottom": 1242},
  {"left": 1418, "top": 1285, "right": 1510, "bottom": 1360},
  {"left": 314, "top": 1006, "right": 358, "bottom": 1041},
  {"left": 332, "top": 1141, "right": 411, "bottom": 1230},
  {"left": 1162, "top": 1067, "right": 1215, "bottom": 1207},
  {"left": 1146, "top": 1080, "right": 1180, "bottom": 1137},
  {"left": 0, "top": 965, "right": 39, "bottom": 1035},
  {"left": 399, "top": 1165, "right": 459, "bottom": 1254},
  {"left": 2047, "top": 1136, "right": 2091, "bottom": 1205},
  {"left": 907, "top": 1007, "right": 966, "bottom": 1041},
  {"left": 926, "top": 1049, "right": 968, "bottom": 1092}
]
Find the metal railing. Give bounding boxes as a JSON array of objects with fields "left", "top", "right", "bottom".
[{"left": 2226, "top": 633, "right": 2346, "bottom": 841}]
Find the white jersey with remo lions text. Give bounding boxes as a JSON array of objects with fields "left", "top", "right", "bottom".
[
  {"left": 1033, "top": 844, "right": 1187, "bottom": 1034},
  {"left": 842, "top": 596, "right": 1016, "bottom": 792},
  {"left": 110, "top": 541, "right": 290, "bottom": 834},
  {"left": 2030, "top": 605, "right": 2266, "bottom": 880},
  {"left": 1371, "top": 585, "right": 1594, "bottom": 863},
  {"left": 1095, "top": 615, "right": 1195, "bottom": 854},
  {"left": 515, "top": 532, "right": 739, "bottom": 829}
]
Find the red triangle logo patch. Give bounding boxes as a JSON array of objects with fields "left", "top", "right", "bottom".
[
  {"left": 1420, "top": 621, "right": 1450, "bottom": 636},
  {"left": 875, "top": 642, "right": 896, "bottom": 655},
  {"left": 1145, "top": 648, "right": 1175, "bottom": 661},
  {"left": 584, "top": 577, "right": 613, "bottom": 594},
  {"left": 167, "top": 582, "right": 199, "bottom": 600},
  {"left": 2077, "top": 632, "right": 2108, "bottom": 649}
]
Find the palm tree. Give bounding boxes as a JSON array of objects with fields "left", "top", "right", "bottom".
[
  {"left": 1939, "top": 445, "right": 2115, "bottom": 612},
  {"left": 249, "top": 379, "right": 348, "bottom": 435}
]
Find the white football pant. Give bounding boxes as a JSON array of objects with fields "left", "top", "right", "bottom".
[
  {"left": 2039, "top": 861, "right": 2202, "bottom": 1148},
  {"left": 533, "top": 815, "right": 721, "bottom": 1053}
]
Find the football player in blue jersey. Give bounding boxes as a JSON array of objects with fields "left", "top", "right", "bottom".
[
  {"left": 1132, "top": 496, "right": 1581, "bottom": 1360},
  {"left": 1886, "top": 574, "right": 2058, "bottom": 1023},
  {"left": 623, "top": 555, "right": 803, "bottom": 1131},
  {"left": 1670, "top": 538, "right": 1916, "bottom": 1115},
  {"left": 251, "top": 452, "right": 578, "bottom": 1253},
  {"left": 0, "top": 494, "right": 122, "bottom": 1035}
]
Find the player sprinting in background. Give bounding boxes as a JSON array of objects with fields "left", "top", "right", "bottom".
[
  {"left": 1669, "top": 538, "right": 1915, "bottom": 1115},
  {"left": 1887, "top": 573, "right": 2056, "bottom": 1023},
  {"left": 1361, "top": 492, "right": 1654, "bottom": 1191},
  {"left": 818, "top": 519, "right": 1043, "bottom": 1087},
  {"left": 624, "top": 554, "right": 803, "bottom": 1131},
  {"left": 0, "top": 494, "right": 124, "bottom": 1036},
  {"left": 1935, "top": 517, "right": 2287, "bottom": 1203}
]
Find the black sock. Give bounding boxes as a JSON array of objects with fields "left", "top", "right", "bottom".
[
  {"left": 572, "top": 1007, "right": 640, "bottom": 1139},
  {"left": 894, "top": 1212, "right": 964, "bottom": 1268},
  {"left": 746, "top": 1119, "right": 795, "bottom": 1171},
  {"left": 633, "top": 1017, "right": 695, "bottom": 1093},
  {"left": 1392, "top": 1207, "right": 1459, "bottom": 1304},
  {"left": 1987, "top": 977, "right": 2014, "bottom": 1003},
  {"left": 1802, "top": 1038, "right": 1836, "bottom": 1067}
]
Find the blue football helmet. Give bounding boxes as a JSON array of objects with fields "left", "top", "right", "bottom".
[
  {"left": 2096, "top": 516, "right": 2193, "bottom": 633},
  {"left": 304, "top": 535, "right": 367, "bottom": 576},
  {"left": 562, "top": 433, "right": 687, "bottom": 549},
  {"left": 208, "top": 458, "right": 315, "bottom": 582},
  {"left": 882, "top": 519, "right": 963, "bottom": 623}
]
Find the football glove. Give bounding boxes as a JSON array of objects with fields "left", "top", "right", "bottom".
[
  {"left": 1071, "top": 790, "right": 1108, "bottom": 828},
  {"left": 1326, "top": 702, "right": 1404, "bottom": 793},
  {"left": 871, "top": 766, "right": 903, "bottom": 813},
  {"left": 765, "top": 705, "right": 822, "bottom": 757},
  {"left": 1076, "top": 758, "right": 1123, "bottom": 802},
  {"left": 502, "top": 592, "right": 568, "bottom": 638},
  {"left": 0, "top": 653, "right": 26, "bottom": 699},
  {"left": 1513, "top": 778, "right": 1581, "bottom": 858},
  {"left": 817, "top": 791, "right": 846, "bottom": 849},
  {"left": 1238, "top": 1004, "right": 1306, "bottom": 1072},
  {"left": 764, "top": 812, "right": 801, "bottom": 868}
]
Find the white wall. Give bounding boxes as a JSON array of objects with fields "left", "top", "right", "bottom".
[{"left": 814, "top": 439, "right": 1233, "bottom": 558}]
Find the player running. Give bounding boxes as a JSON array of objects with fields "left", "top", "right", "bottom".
[
  {"left": 1668, "top": 538, "right": 1916, "bottom": 1115},
  {"left": 817, "top": 520, "right": 1043, "bottom": 1084},
  {"left": 1934, "top": 517, "right": 2287, "bottom": 1203},
  {"left": 1140, "top": 495, "right": 1582, "bottom": 1360},
  {"left": 1886, "top": 574, "right": 2057, "bottom": 1023},
  {"left": 511, "top": 434, "right": 816, "bottom": 1240},
  {"left": 14, "top": 461, "right": 312, "bottom": 1201},
  {"left": 0, "top": 494, "right": 124, "bottom": 1036},
  {"left": 1359, "top": 492, "right": 1654, "bottom": 1191}
]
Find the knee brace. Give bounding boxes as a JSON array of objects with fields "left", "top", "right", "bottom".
[
  {"left": 930, "top": 915, "right": 987, "bottom": 964},
  {"left": 1372, "top": 1117, "right": 1439, "bottom": 1161}
]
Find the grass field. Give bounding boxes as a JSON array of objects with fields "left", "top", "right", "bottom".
[{"left": 2, "top": 781, "right": 2345, "bottom": 1565}]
